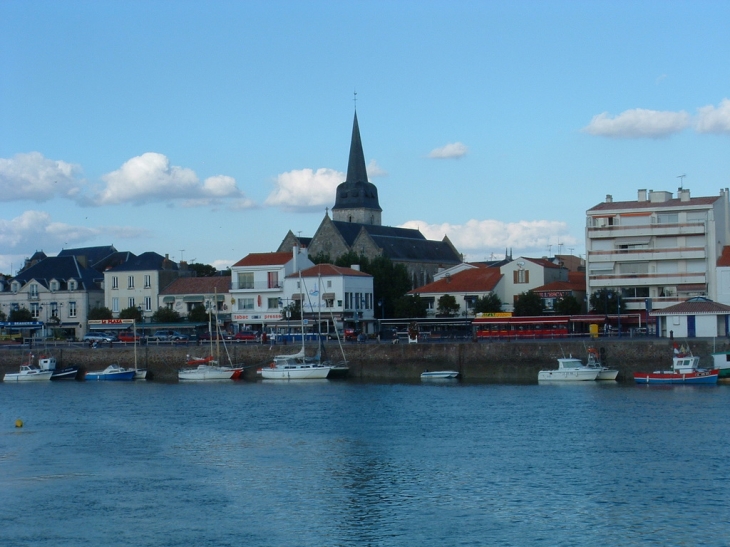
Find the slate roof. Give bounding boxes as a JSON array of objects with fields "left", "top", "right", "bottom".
[
  {"left": 331, "top": 221, "right": 425, "bottom": 246},
  {"left": 12, "top": 256, "right": 101, "bottom": 291},
  {"left": 58, "top": 245, "right": 118, "bottom": 268},
  {"left": 233, "top": 252, "right": 293, "bottom": 267},
  {"left": 106, "top": 252, "right": 176, "bottom": 272},
  {"left": 333, "top": 112, "right": 381, "bottom": 213},
  {"left": 588, "top": 196, "right": 719, "bottom": 212},
  {"left": 292, "top": 264, "right": 371, "bottom": 278},
  {"left": 159, "top": 276, "right": 232, "bottom": 295},
  {"left": 650, "top": 297, "right": 730, "bottom": 316},
  {"left": 370, "top": 234, "right": 461, "bottom": 263},
  {"left": 409, "top": 268, "right": 502, "bottom": 295}
]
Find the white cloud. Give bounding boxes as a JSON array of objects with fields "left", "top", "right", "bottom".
[
  {"left": 264, "top": 167, "right": 344, "bottom": 212},
  {"left": 0, "top": 210, "right": 151, "bottom": 254},
  {"left": 0, "top": 152, "right": 83, "bottom": 202},
  {"left": 428, "top": 142, "right": 468, "bottom": 159},
  {"left": 583, "top": 108, "right": 691, "bottom": 138},
  {"left": 367, "top": 159, "right": 388, "bottom": 177},
  {"left": 94, "top": 152, "right": 248, "bottom": 206},
  {"left": 400, "top": 218, "right": 578, "bottom": 260},
  {"left": 695, "top": 99, "right": 730, "bottom": 134}
]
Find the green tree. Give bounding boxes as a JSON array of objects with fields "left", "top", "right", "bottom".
[
  {"left": 393, "top": 295, "right": 428, "bottom": 318},
  {"left": 151, "top": 307, "right": 181, "bottom": 323},
  {"left": 88, "top": 307, "right": 113, "bottom": 320},
  {"left": 310, "top": 251, "right": 332, "bottom": 265},
  {"left": 589, "top": 289, "right": 625, "bottom": 315},
  {"left": 474, "top": 293, "right": 503, "bottom": 314},
  {"left": 513, "top": 291, "right": 545, "bottom": 316},
  {"left": 9, "top": 308, "right": 33, "bottom": 322},
  {"left": 334, "top": 251, "right": 369, "bottom": 270},
  {"left": 187, "top": 263, "right": 217, "bottom": 277},
  {"left": 119, "top": 306, "right": 142, "bottom": 322},
  {"left": 0, "top": 310, "right": 6, "bottom": 322},
  {"left": 437, "top": 294, "right": 460, "bottom": 317},
  {"left": 283, "top": 301, "right": 301, "bottom": 321},
  {"left": 187, "top": 304, "right": 209, "bottom": 323},
  {"left": 366, "top": 255, "right": 411, "bottom": 319},
  {"left": 554, "top": 295, "right": 582, "bottom": 316}
]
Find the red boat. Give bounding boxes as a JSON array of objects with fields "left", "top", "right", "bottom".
[{"left": 634, "top": 345, "right": 719, "bottom": 385}]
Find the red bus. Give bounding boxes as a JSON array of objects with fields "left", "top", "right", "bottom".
[{"left": 473, "top": 315, "right": 572, "bottom": 339}]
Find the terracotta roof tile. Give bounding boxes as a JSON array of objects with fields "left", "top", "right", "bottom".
[
  {"left": 233, "top": 252, "right": 293, "bottom": 267},
  {"left": 408, "top": 268, "right": 502, "bottom": 294},
  {"left": 718, "top": 246, "right": 730, "bottom": 267},
  {"left": 288, "top": 264, "right": 371, "bottom": 278},
  {"left": 160, "top": 276, "right": 232, "bottom": 295},
  {"left": 651, "top": 297, "right": 730, "bottom": 316}
]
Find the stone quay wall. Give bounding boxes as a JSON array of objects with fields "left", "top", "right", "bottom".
[{"left": 1, "top": 339, "right": 728, "bottom": 382}]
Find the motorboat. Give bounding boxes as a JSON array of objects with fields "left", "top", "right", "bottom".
[
  {"left": 421, "top": 370, "right": 459, "bottom": 379},
  {"left": 538, "top": 357, "right": 600, "bottom": 382},
  {"left": 634, "top": 345, "right": 718, "bottom": 384},
  {"left": 3, "top": 355, "right": 53, "bottom": 382},
  {"left": 37, "top": 355, "right": 82, "bottom": 380},
  {"left": 583, "top": 347, "right": 619, "bottom": 381},
  {"left": 710, "top": 351, "right": 730, "bottom": 381},
  {"left": 85, "top": 364, "right": 136, "bottom": 381}
]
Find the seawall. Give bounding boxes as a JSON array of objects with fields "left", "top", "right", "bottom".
[{"left": 2, "top": 338, "right": 728, "bottom": 382}]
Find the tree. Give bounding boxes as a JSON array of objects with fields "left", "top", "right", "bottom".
[
  {"left": 88, "top": 307, "right": 113, "bottom": 320},
  {"left": 283, "top": 301, "right": 301, "bottom": 321},
  {"left": 187, "top": 304, "right": 209, "bottom": 323},
  {"left": 589, "top": 289, "right": 625, "bottom": 315},
  {"left": 554, "top": 295, "right": 582, "bottom": 316},
  {"left": 151, "top": 307, "right": 181, "bottom": 323},
  {"left": 9, "top": 308, "right": 33, "bottom": 322},
  {"left": 187, "top": 263, "right": 217, "bottom": 277},
  {"left": 366, "top": 255, "right": 411, "bottom": 319},
  {"left": 119, "top": 306, "right": 142, "bottom": 322},
  {"left": 335, "top": 251, "right": 369, "bottom": 270},
  {"left": 310, "top": 251, "right": 332, "bottom": 265},
  {"left": 393, "top": 295, "right": 428, "bottom": 318},
  {"left": 437, "top": 294, "right": 460, "bottom": 317},
  {"left": 0, "top": 310, "right": 5, "bottom": 322},
  {"left": 474, "top": 293, "right": 503, "bottom": 314},
  {"left": 513, "top": 291, "right": 545, "bottom": 316}
]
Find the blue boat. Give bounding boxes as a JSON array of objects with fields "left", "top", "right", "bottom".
[{"left": 85, "top": 364, "right": 136, "bottom": 381}]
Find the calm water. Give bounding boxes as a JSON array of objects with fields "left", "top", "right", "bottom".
[{"left": 1, "top": 379, "right": 729, "bottom": 547}]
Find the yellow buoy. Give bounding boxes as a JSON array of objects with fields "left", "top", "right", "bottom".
[{"left": 15, "top": 419, "right": 23, "bottom": 428}]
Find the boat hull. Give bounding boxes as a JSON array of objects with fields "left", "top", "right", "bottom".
[
  {"left": 50, "top": 366, "right": 82, "bottom": 380},
  {"left": 3, "top": 370, "right": 53, "bottom": 382},
  {"left": 421, "top": 371, "right": 459, "bottom": 379},
  {"left": 634, "top": 369, "right": 719, "bottom": 384},
  {"left": 260, "top": 365, "right": 331, "bottom": 379},
  {"left": 178, "top": 365, "right": 241, "bottom": 380},
  {"left": 538, "top": 369, "right": 599, "bottom": 381},
  {"left": 595, "top": 369, "right": 619, "bottom": 381},
  {"left": 85, "top": 370, "right": 136, "bottom": 381}
]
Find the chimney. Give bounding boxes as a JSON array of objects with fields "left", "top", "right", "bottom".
[
  {"left": 292, "top": 246, "right": 298, "bottom": 272},
  {"left": 351, "top": 264, "right": 360, "bottom": 271},
  {"left": 638, "top": 189, "right": 647, "bottom": 202},
  {"left": 606, "top": 194, "right": 613, "bottom": 203},
  {"left": 679, "top": 188, "right": 690, "bottom": 202}
]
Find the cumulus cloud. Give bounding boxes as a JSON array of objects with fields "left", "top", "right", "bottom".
[
  {"left": 400, "top": 218, "right": 578, "bottom": 260},
  {"left": 0, "top": 152, "right": 83, "bottom": 202},
  {"left": 264, "top": 167, "right": 344, "bottom": 212},
  {"left": 583, "top": 109, "right": 691, "bottom": 138},
  {"left": 367, "top": 159, "right": 388, "bottom": 177},
  {"left": 695, "top": 99, "right": 730, "bottom": 134},
  {"left": 0, "top": 210, "right": 150, "bottom": 254},
  {"left": 93, "top": 152, "right": 250, "bottom": 208},
  {"left": 428, "top": 142, "right": 468, "bottom": 159}
]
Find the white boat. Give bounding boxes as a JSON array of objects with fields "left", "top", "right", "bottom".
[
  {"left": 178, "top": 359, "right": 242, "bottom": 381},
  {"left": 538, "top": 357, "right": 600, "bottom": 382},
  {"left": 3, "top": 354, "right": 53, "bottom": 382},
  {"left": 583, "top": 347, "right": 619, "bottom": 381},
  {"left": 259, "top": 348, "right": 331, "bottom": 379},
  {"left": 421, "top": 370, "right": 459, "bottom": 379}
]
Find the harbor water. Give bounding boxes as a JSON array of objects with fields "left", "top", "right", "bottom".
[{"left": 2, "top": 379, "right": 729, "bottom": 546}]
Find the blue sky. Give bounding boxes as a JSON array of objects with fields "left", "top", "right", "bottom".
[{"left": 2, "top": 0, "right": 729, "bottom": 274}]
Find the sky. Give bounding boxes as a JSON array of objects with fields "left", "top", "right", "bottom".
[{"left": 2, "top": 0, "right": 730, "bottom": 274}]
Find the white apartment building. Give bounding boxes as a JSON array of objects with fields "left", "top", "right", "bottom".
[{"left": 586, "top": 188, "right": 730, "bottom": 313}]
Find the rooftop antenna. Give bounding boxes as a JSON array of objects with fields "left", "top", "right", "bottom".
[
  {"left": 677, "top": 174, "right": 686, "bottom": 189},
  {"left": 179, "top": 249, "right": 185, "bottom": 263},
  {"left": 568, "top": 247, "right": 574, "bottom": 255},
  {"left": 547, "top": 244, "right": 552, "bottom": 256},
  {"left": 353, "top": 89, "right": 357, "bottom": 111},
  {"left": 557, "top": 242, "right": 564, "bottom": 255}
]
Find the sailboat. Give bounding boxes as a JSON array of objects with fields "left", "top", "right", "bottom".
[
  {"left": 132, "top": 318, "right": 147, "bottom": 380},
  {"left": 259, "top": 270, "right": 332, "bottom": 379},
  {"left": 178, "top": 294, "right": 242, "bottom": 381}
]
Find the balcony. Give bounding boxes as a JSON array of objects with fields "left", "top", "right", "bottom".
[
  {"left": 589, "top": 271, "right": 706, "bottom": 287},
  {"left": 588, "top": 222, "right": 706, "bottom": 239},
  {"left": 233, "top": 281, "right": 282, "bottom": 291},
  {"left": 588, "top": 247, "right": 706, "bottom": 263}
]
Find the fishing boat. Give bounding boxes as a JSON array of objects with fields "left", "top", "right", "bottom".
[
  {"left": 3, "top": 354, "right": 53, "bottom": 382},
  {"left": 583, "top": 346, "right": 619, "bottom": 381},
  {"left": 37, "top": 355, "right": 82, "bottom": 380},
  {"left": 634, "top": 344, "right": 718, "bottom": 384},
  {"left": 421, "top": 370, "right": 459, "bottom": 379},
  {"left": 538, "top": 356, "right": 600, "bottom": 382},
  {"left": 85, "top": 364, "right": 136, "bottom": 381}
]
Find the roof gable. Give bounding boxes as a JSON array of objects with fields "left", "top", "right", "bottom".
[
  {"left": 233, "top": 252, "right": 293, "bottom": 267},
  {"left": 409, "top": 268, "right": 502, "bottom": 295}
]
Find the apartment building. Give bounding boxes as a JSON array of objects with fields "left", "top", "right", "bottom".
[{"left": 585, "top": 188, "right": 730, "bottom": 313}]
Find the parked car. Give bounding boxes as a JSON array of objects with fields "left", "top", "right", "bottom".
[
  {"left": 149, "top": 330, "right": 188, "bottom": 342},
  {"left": 344, "top": 329, "right": 361, "bottom": 341},
  {"left": 232, "top": 330, "right": 258, "bottom": 342},
  {"left": 83, "top": 332, "right": 118, "bottom": 343},
  {"left": 117, "top": 331, "right": 142, "bottom": 343}
]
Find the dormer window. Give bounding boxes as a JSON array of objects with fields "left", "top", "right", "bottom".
[
  {"left": 50, "top": 280, "right": 58, "bottom": 292},
  {"left": 68, "top": 280, "right": 77, "bottom": 291},
  {"left": 11, "top": 281, "right": 19, "bottom": 293}
]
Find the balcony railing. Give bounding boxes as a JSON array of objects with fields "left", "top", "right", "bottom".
[{"left": 233, "top": 282, "right": 282, "bottom": 291}]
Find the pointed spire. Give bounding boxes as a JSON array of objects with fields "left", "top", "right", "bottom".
[{"left": 345, "top": 111, "right": 369, "bottom": 185}]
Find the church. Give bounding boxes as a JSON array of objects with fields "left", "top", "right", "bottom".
[{"left": 278, "top": 111, "right": 462, "bottom": 288}]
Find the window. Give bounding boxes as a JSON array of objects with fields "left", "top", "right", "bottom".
[
  {"left": 68, "top": 280, "right": 76, "bottom": 291},
  {"left": 128, "top": 276, "right": 135, "bottom": 289},
  {"left": 31, "top": 302, "right": 40, "bottom": 318},
  {"left": 657, "top": 213, "right": 679, "bottom": 224},
  {"left": 267, "top": 298, "right": 279, "bottom": 309},
  {"left": 514, "top": 270, "right": 529, "bottom": 284},
  {"left": 50, "top": 303, "right": 59, "bottom": 318},
  {"left": 112, "top": 276, "right": 119, "bottom": 289},
  {"left": 50, "top": 281, "right": 58, "bottom": 292},
  {"left": 144, "top": 275, "right": 151, "bottom": 288},
  {"left": 112, "top": 298, "right": 119, "bottom": 313},
  {"left": 238, "top": 298, "right": 254, "bottom": 310},
  {"left": 29, "top": 284, "right": 38, "bottom": 297},
  {"left": 128, "top": 297, "right": 135, "bottom": 309},
  {"left": 327, "top": 280, "right": 332, "bottom": 288},
  {"left": 144, "top": 297, "right": 152, "bottom": 311},
  {"left": 11, "top": 281, "right": 19, "bottom": 293},
  {"left": 69, "top": 301, "right": 77, "bottom": 318},
  {"left": 267, "top": 271, "right": 279, "bottom": 289},
  {"left": 238, "top": 272, "right": 254, "bottom": 289}
]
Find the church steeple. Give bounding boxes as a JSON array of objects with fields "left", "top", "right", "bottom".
[{"left": 332, "top": 111, "right": 382, "bottom": 225}]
